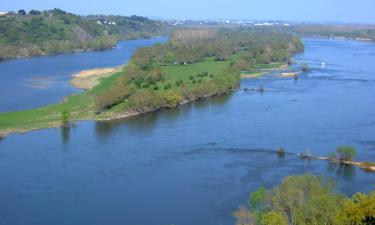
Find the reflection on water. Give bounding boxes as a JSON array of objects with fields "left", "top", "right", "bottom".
[
  {"left": 60, "top": 126, "right": 70, "bottom": 145},
  {"left": 94, "top": 94, "right": 233, "bottom": 138},
  {"left": 327, "top": 163, "right": 356, "bottom": 181}
]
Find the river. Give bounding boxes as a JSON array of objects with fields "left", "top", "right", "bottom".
[{"left": 0, "top": 38, "right": 374, "bottom": 225}]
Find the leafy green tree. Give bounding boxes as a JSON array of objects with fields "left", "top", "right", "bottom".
[
  {"left": 29, "top": 10, "right": 41, "bottom": 15},
  {"left": 260, "top": 211, "right": 288, "bottom": 225},
  {"left": 61, "top": 110, "right": 71, "bottom": 127},
  {"left": 336, "top": 146, "right": 356, "bottom": 161},
  {"left": 18, "top": 9, "right": 26, "bottom": 15},
  {"left": 338, "top": 192, "right": 375, "bottom": 225}
]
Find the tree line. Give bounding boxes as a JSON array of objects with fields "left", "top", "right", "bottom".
[{"left": 0, "top": 8, "right": 164, "bottom": 59}]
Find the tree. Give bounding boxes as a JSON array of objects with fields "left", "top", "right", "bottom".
[
  {"left": 336, "top": 146, "right": 356, "bottom": 161},
  {"left": 338, "top": 192, "right": 375, "bottom": 225},
  {"left": 18, "top": 9, "right": 26, "bottom": 15},
  {"left": 235, "top": 174, "right": 344, "bottom": 225},
  {"left": 261, "top": 211, "right": 288, "bottom": 225},
  {"left": 61, "top": 110, "right": 71, "bottom": 127},
  {"left": 29, "top": 10, "right": 41, "bottom": 15},
  {"left": 233, "top": 206, "right": 256, "bottom": 225}
]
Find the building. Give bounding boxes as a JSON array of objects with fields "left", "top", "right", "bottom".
[{"left": 0, "top": 12, "right": 8, "bottom": 16}]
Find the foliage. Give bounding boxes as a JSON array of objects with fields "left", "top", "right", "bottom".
[
  {"left": 234, "top": 174, "right": 375, "bottom": 225},
  {"left": 0, "top": 9, "right": 164, "bottom": 59},
  {"left": 338, "top": 192, "right": 375, "bottom": 225},
  {"left": 260, "top": 211, "right": 288, "bottom": 225},
  {"left": 61, "top": 110, "right": 70, "bottom": 127},
  {"left": 336, "top": 146, "right": 357, "bottom": 161}
]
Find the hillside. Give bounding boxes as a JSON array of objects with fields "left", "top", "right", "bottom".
[{"left": 0, "top": 9, "right": 164, "bottom": 59}]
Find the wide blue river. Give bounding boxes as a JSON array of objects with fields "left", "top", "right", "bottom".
[{"left": 0, "top": 38, "right": 374, "bottom": 225}]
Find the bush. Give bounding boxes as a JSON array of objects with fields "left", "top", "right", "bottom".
[
  {"left": 336, "top": 146, "right": 356, "bottom": 161},
  {"left": 61, "top": 110, "right": 70, "bottom": 127},
  {"left": 328, "top": 152, "right": 337, "bottom": 160},
  {"left": 277, "top": 147, "right": 286, "bottom": 157},
  {"left": 153, "top": 85, "right": 159, "bottom": 90},
  {"left": 142, "top": 83, "right": 150, "bottom": 88},
  {"left": 160, "top": 90, "right": 183, "bottom": 108},
  {"left": 189, "top": 75, "right": 194, "bottom": 80}
]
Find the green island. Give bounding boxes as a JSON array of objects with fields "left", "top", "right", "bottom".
[
  {"left": 0, "top": 28, "right": 304, "bottom": 136},
  {"left": 0, "top": 8, "right": 164, "bottom": 59}
]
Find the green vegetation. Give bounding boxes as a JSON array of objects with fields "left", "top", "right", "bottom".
[
  {"left": 61, "top": 110, "right": 71, "bottom": 127},
  {"left": 0, "top": 28, "right": 303, "bottom": 135},
  {"left": 327, "top": 146, "right": 357, "bottom": 161},
  {"left": 0, "top": 9, "right": 164, "bottom": 59},
  {"left": 93, "top": 28, "right": 303, "bottom": 114},
  {"left": 234, "top": 174, "right": 375, "bottom": 225},
  {"left": 292, "top": 24, "right": 375, "bottom": 41}
]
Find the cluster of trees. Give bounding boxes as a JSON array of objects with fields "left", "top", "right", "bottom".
[
  {"left": 234, "top": 174, "right": 375, "bottom": 225},
  {"left": 328, "top": 146, "right": 357, "bottom": 161},
  {"left": 94, "top": 28, "right": 303, "bottom": 114},
  {"left": 0, "top": 9, "right": 164, "bottom": 59},
  {"left": 292, "top": 24, "right": 375, "bottom": 41}
]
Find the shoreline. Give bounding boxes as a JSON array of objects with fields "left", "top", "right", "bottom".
[
  {"left": 0, "top": 61, "right": 299, "bottom": 138},
  {"left": 0, "top": 91, "right": 224, "bottom": 138}
]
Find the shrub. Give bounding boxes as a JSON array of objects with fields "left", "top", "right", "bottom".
[
  {"left": 277, "top": 147, "right": 286, "bottom": 157},
  {"left": 164, "top": 83, "right": 172, "bottom": 90},
  {"left": 189, "top": 75, "right": 194, "bottom": 80},
  {"left": 336, "top": 146, "right": 356, "bottom": 161},
  {"left": 142, "top": 83, "right": 150, "bottom": 88},
  {"left": 153, "top": 85, "right": 159, "bottom": 90},
  {"left": 61, "top": 110, "right": 70, "bottom": 127},
  {"left": 160, "top": 90, "right": 183, "bottom": 108}
]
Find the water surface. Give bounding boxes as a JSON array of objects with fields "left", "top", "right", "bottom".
[{"left": 0, "top": 38, "right": 374, "bottom": 225}]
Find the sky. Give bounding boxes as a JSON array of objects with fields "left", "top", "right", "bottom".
[{"left": 1, "top": 0, "right": 375, "bottom": 23}]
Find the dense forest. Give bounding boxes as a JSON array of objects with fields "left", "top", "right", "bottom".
[
  {"left": 234, "top": 174, "right": 375, "bottom": 225},
  {"left": 0, "top": 9, "right": 164, "bottom": 59},
  {"left": 94, "top": 28, "right": 304, "bottom": 115}
]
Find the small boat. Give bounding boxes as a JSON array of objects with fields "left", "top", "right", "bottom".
[{"left": 321, "top": 62, "right": 326, "bottom": 68}]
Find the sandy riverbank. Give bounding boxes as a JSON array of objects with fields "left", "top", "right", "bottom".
[{"left": 70, "top": 66, "right": 122, "bottom": 90}]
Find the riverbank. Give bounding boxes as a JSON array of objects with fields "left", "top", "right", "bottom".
[
  {"left": 0, "top": 59, "right": 303, "bottom": 137},
  {"left": 70, "top": 66, "right": 123, "bottom": 90}
]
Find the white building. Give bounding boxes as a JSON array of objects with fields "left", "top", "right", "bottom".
[{"left": 0, "top": 12, "right": 8, "bottom": 16}]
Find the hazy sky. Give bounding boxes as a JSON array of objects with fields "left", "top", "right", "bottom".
[{"left": 1, "top": 0, "right": 375, "bottom": 23}]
